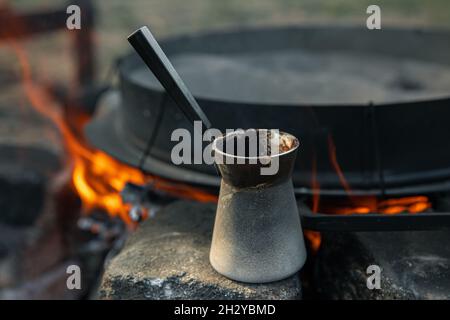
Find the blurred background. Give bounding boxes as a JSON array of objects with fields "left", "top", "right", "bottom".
[
  {"left": 2, "top": 0, "right": 449, "bottom": 154},
  {"left": 3, "top": 0, "right": 450, "bottom": 83},
  {"left": 1, "top": 0, "right": 450, "bottom": 300}
]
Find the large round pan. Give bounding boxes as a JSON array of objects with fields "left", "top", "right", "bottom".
[{"left": 86, "top": 25, "right": 450, "bottom": 196}]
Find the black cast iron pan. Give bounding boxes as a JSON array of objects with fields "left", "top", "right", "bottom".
[{"left": 86, "top": 25, "right": 450, "bottom": 196}]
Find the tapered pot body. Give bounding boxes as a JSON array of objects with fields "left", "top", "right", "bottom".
[{"left": 209, "top": 131, "right": 307, "bottom": 283}]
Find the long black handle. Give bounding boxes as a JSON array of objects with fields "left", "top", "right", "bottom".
[{"left": 128, "top": 26, "right": 211, "bottom": 129}]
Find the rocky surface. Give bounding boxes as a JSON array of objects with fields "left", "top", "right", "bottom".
[
  {"left": 0, "top": 145, "right": 61, "bottom": 226},
  {"left": 99, "top": 201, "right": 302, "bottom": 300},
  {"left": 0, "top": 94, "right": 84, "bottom": 299},
  {"left": 0, "top": 89, "right": 63, "bottom": 226},
  {"left": 315, "top": 230, "right": 450, "bottom": 300}
]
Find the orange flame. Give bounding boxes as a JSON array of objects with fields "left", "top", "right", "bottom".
[
  {"left": 304, "top": 153, "right": 322, "bottom": 252},
  {"left": 11, "top": 39, "right": 217, "bottom": 227},
  {"left": 319, "top": 195, "right": 431, "bottom": 216},
  {"left": 311, "top": 153, "right": 320, "bottom": 213},
  {"left": 328, "top": 134, "right": 353, "bottom": 197},
  {"left": 304, "top": 134, "right": 431, "bottom": 253}
]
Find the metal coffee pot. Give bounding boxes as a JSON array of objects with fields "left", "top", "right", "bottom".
[
  {"left": 128, "top": 27, "right": 306, "bottom": 284},
  {"left": 210, "top": 130, "right": 307, "bottom": 283}
]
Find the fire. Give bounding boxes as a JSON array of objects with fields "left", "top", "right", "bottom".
[
  {"left": 72, "top": 147, "right": 217, "bottom": 225},
  {"left": 305, "top": 194, "right": 432, "bottom": 253},
  {"left": 11, "top": 39, "right": 217, "bottom": 227},
  {"left": 304, "top": 134, "right": 432, "bottom": 253},
  {"left": 317, "top": 195, "right": 431, "bottom": 215},
  {"left": 72, "top": 151, "right": 146, "bottom": 224},
  {"left": 306, "top": 152, "right": 322, "bottom": 252},
  {"left": 9, "top": 26, "right": 432, "bottom": 238},
  {"left": 327, "top": 134, "right": 352, "bottom": 196}
]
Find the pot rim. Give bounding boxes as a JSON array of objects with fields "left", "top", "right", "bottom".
[{"left": 212, "top": 129, "right": 299, "bottom": 160}]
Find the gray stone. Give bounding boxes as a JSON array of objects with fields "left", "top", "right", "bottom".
[
  {"left": 0, "top": 103, "right": 63, "bottom": 226},
  {"left": 99, "top": 201, "right": 302, "bottom": 300},
  {"left": 0, "top": 91, "right": 63, "bottom": 226},
  {"left": 0, "top": 145, "right": 62, "bottom": 226},
  {"left": 315, "top": 231, "right": 450, "bottom": 300}
]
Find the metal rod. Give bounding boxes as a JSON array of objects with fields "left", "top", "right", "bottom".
[
  {"left": 300, "top": 210, "right": 450, "bottom": 232},
  {"left": 127, "top": 26, "right": 212, "bottom": 129}
]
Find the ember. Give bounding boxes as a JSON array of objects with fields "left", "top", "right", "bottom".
[
  {"left": 303, "top": 134, "right": 432, "bottom": 253},
  {"left": 11, "top": 39, "right": 216, "bottom": 227},
  {"left": 304, "top": 194, "right": 432, "bottom": 253},
  {"left": 318, "top": 195, "right": 432, "bottom": 216}
]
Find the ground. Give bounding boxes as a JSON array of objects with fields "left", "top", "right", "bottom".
[{"left": 99, "top": 201, "right": 302, "bottom": 300}]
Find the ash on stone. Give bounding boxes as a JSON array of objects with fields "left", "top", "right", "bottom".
[{"left": 99, "top": 201, "right": 302, "bottom": 300}]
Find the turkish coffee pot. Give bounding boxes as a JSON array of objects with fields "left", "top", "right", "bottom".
[{"left": 128, "top": 26, "right": 306, "bottom": 283}]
